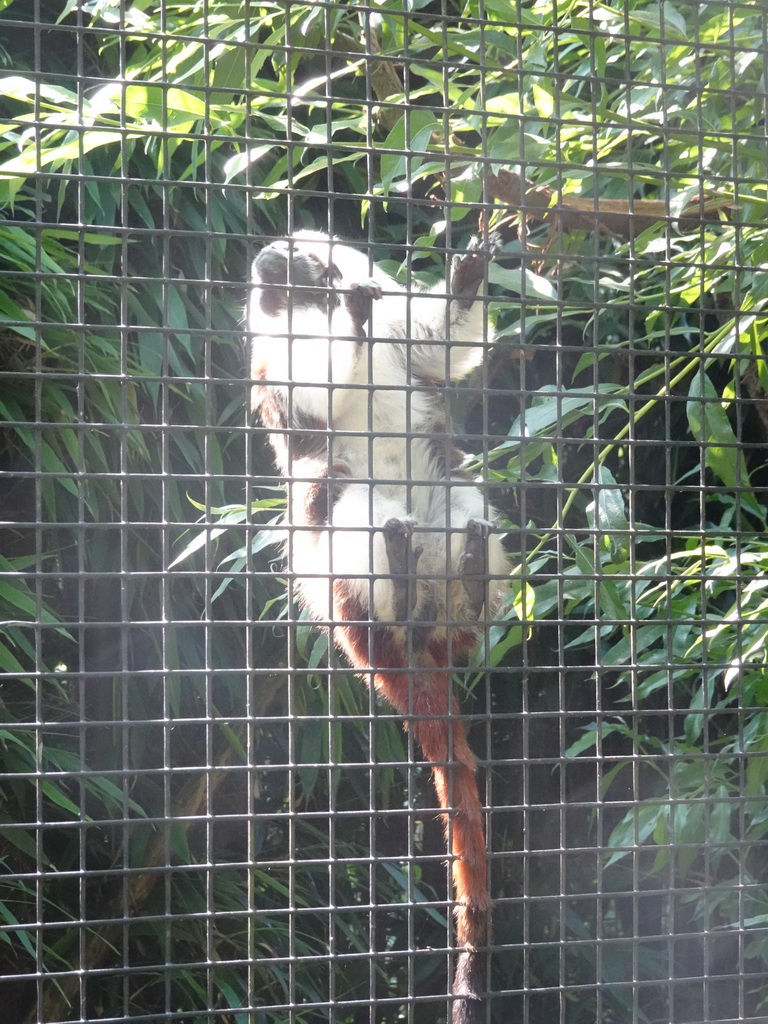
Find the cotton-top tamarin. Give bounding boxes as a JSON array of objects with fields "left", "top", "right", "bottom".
[{"left": 249, "top": 230, "right": 507, "bottom": 1024}]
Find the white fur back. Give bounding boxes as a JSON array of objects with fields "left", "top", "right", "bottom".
[{"left": 249, "top": 233, "right": 507, "bottom": 627}]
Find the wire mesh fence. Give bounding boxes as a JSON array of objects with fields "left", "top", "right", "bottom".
[{"left": 1, "top": 1, "right": 767, "bottom": 1022}]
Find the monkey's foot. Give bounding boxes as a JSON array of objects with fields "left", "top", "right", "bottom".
[
  {"left": 383, "top": 517, "right": 423, "bottom": 621},
  {"left": 450, "top": 235, "right": 500, "bottom": 308},
  {"left": 458, "top": 519, "right": 493, "bottom": 618},
  {"left": 346, "top": 278, "right": 382, "bottom": 328}
]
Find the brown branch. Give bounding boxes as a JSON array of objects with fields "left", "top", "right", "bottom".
[
  {"left": 333, "top": 31, "right": 403, "bottom": 132},
  {"left": 487, "top": 168, "right": 731, "bottom": 240}
]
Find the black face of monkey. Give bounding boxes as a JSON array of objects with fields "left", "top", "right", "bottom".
[{"left": 252, "top": 238, "right": 342, "bottom": 317}]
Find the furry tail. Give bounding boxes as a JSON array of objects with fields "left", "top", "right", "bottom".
[{"left": 374, "top": 664, "right": 489, "bottom": 1024}]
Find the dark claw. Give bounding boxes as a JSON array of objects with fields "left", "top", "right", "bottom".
[
  {"left": 345, "top": 277, "right": 382, "bottom": 328},
  {"left": 384, "top": 518, "right": 422, "bottom": 621},
  {"left": 459, "top": 519, "right": 492, "bottom": 618},
  {"left": 450, "top": 235, "right": 499, "bottom": 307}
]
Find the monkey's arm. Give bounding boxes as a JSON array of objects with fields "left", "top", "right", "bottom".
[{"left": 406, "top": 237, "right": 497, "bottom": 384}]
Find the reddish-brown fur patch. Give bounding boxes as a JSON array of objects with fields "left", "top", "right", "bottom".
[{"left": 331, "top": 582, "right": 489, "bottom": 972}]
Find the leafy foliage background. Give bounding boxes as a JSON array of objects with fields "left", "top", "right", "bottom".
[{"left": 0, "top": 1, "right": 766, "bottom": 1022}]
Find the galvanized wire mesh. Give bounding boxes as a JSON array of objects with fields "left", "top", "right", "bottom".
[{"left": 0, "top": 1, "right": 766, "bottom": 1023}]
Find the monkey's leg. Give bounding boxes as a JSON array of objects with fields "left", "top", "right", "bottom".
[
  {"left": 458, "top": 519, "right": 493, "bottom": 618},
  {"left": 345, "top": 279, "right": 382, "bottom": 329},
  {"left": 383, "top": 518, "right": 423, "bottom": 621},
  {"left": 450, "top": 236, "right": 500, "bottom": 309}
]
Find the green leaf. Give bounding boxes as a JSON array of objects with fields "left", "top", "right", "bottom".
[
  {"left": 378, "top": 111, "right": 439, "bottom": 195},
  {"left": 0, "top": 900, "right": 37, "bottom": 960},
  {"left": 39, "top": 778, "right": 81, "bottom": 818},
  {"left": 488, "top": 261, "right": 557, "bottom": 301},
  {"left": 565, "top": 723, "right": 599, "bottom": 758},
  {"left": 509, "top": 386, "right": 627, "bottom": 442},
  {"left": 606, "top": 803, "right": 664, "bottom": 866},
  {"left": 510, "top": 579, "right": 535, "bottom": 622},
  {"left": 170, "top": 822, "right": 192, "bottom": 863},
  {"left": 0, "top": 131, "right": 126, "bottom": 180},
  {"left": 686, "top": 372, "right": 748, "bottom": 490},
  {"left": 594, "top": 466, "right": 629, "bottom": 534}
]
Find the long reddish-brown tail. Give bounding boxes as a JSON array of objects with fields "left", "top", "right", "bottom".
[
  {"left": 331, "top": 598, "right": 490, "bottom": 1023},
  {"left": 374, "top": 664, "right": 489, "bottom": 1024}
]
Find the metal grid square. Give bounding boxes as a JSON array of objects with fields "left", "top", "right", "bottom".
[{"left": 0, "top": 2, "right": 766, "bottom": 1022}]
